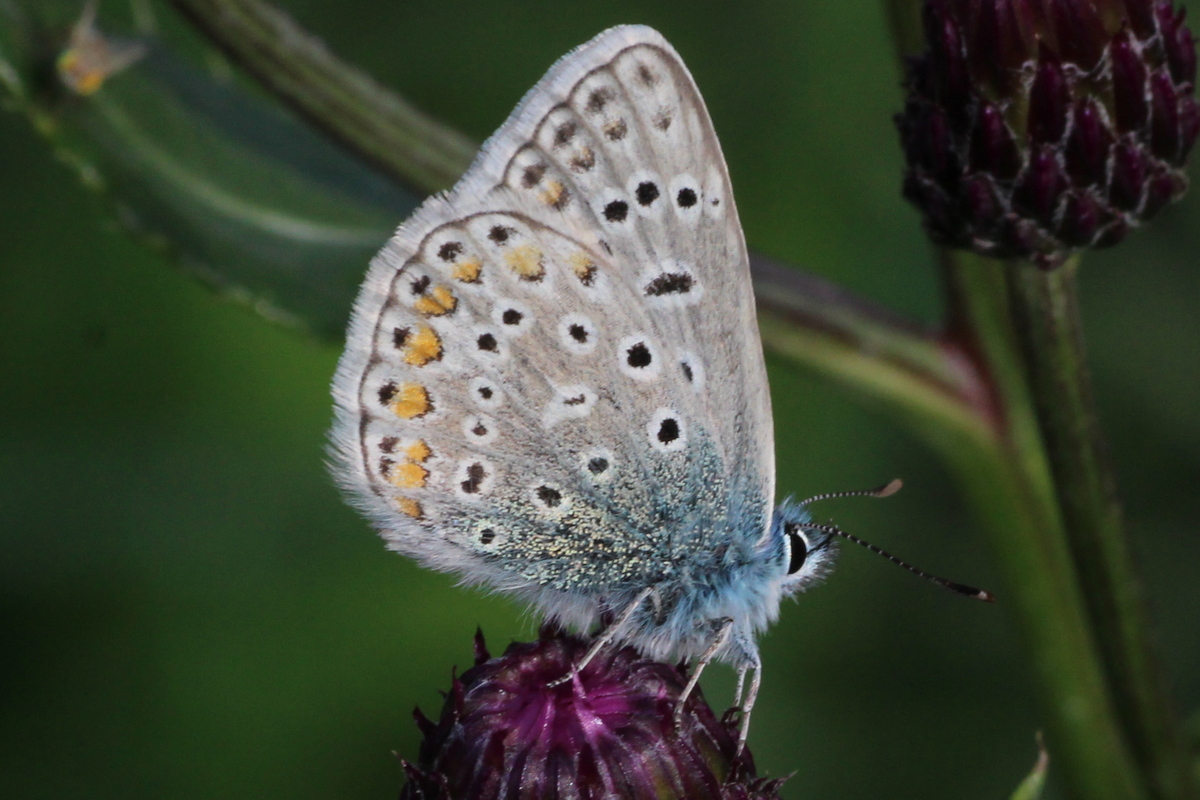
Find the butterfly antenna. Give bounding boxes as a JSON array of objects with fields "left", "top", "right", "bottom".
[
  {"left": 801, "top": 521, "right": 996, "bottom": 603},
  {"left": 799, "top": 478, "right": 903, "bottom": 507}
]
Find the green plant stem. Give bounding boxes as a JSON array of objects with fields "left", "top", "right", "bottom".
[
  {"left": 1006, "top": 262, "right": 1196, "bottom": 800},
  {"left": 167, "top": 0, "right": 476, "bottom": 194},
  {"left": 943, "top": 252, "right": 1147, "bottom": 800},
  {"left": 751, "top": 253, "right": 993, "bottom": 448}
]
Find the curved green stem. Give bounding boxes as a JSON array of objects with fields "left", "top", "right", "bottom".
[
  {"left": 751, "top": 252, "right": 993, "bottom": 450},
  {"left": 167, "top": 0, "right": 476, "bottom": 194}
]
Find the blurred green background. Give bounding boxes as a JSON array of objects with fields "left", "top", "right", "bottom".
[{"left": 2, "top": 1, "right": 1197, "bottom": 798}]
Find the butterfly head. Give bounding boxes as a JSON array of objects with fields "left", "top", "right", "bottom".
[{"left": 769, "top": 499, "right": 838, "bottom": 594}]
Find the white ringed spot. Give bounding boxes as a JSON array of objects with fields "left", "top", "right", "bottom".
[
  {"left": 679, "top": 353, "right": 706, "bottom": 392},
  {"left": 558, "top": 313, "right": 598, "bottom": 355},
  {"left": 492, "top": 298, "right": 534, "bottom": 336},
  {"left": 668, "top": 174, "right": 702, "bottom": 223},
  {"left": 543, "top": 384, "right": 597, "bottom": 428},
  {"left": 640, "top": 260, "right": 702, "bottom": 308},
  {"left": 647, "top": 408, "right": 686, "bottom": 453},
  {"left": 617, "top": 334, "right": 661, "bottom": 381},
  {"left": 468, "top": 377, "right": 504, "bottom": 410},
  {"left": 454, "top": 458, "right": 496, "bottom": 498},
  {"left": 529, "top": 482, "right": 571, "bottom": 515},
  {"left": 471, "top": 325, "right": 510, "bottom": 362},
  {"left": 471, "top": 520, "right": 504, "bottom": 551},
  {"left": 626, "top": 171, "right": 665, "bottom": 219},
  {"left": 462, "top": 414, "right": 498, "bottom": 445},
  {"left": 581, "top": 448, "right": 615, "bottom": 483}
]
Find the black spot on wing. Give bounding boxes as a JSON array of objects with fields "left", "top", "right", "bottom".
[
  {"left": 644, "top": 273, "right": 693, "bottom": 296},
  {"left": 553, "top": 121, "right": 576, "bottom": 146},
  {"left": 626, "top": 342, "right": 652, "bottom": 368},
  {"left": 586, "top": 88, "right": 613, "bottom": 113},
  {"left": 604, "top": 200, "right": 628, "bottom": 222},
  {"left": 462, "top": 463, "right": 487, "bottom": 494},
  {"left": 488, "top": 226, "right": 514, "bottom": 244},
  {"left": 536, "top": 486, "right": 562, "bottom": 507},
  {"left": 521, "top": 164, "right": 546, "bottom": 188}
]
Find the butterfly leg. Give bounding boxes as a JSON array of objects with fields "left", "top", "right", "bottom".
[
  {"left": 673, "top": 617, "right": 734, "bottom": 726},
  {"left": 734, "top": 658, "right": 762, "bottom": 755},
  {"left": 733, "top": 663, "right": 748, "bottom": 709},
  {"left": 547, "top": 586, "right": 655, "bottom": 688}
]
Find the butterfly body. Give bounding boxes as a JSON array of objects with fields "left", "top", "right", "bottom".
[{"left": 331, "top": 26, "right": 836, "bottom": 726}]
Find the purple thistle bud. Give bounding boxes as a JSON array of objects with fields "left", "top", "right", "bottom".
[
  {"left": 1181, "top": 96, "right": 1200, "bottom": 156},
  {"left": 1161, "top": 3, "right": 1198, "bottom": 82},
  {"left": 1014, "top": 146, "right": 1069, "bottom": 224},
  {"left": 1111, "top": 30, "right": 1150, "bottom": 132},
  {"left": 1111, "top": 138, "right": 1150, "bottom": 209},
  {"left": 897, "top": 0, "right": 1197, "bottom": 267},
  {"left": 1065, "top": 100, "right": 1116, "bottom": 186},
  {"left": 1058, "top": 190, "right": 1106, "bottom": 245},
  {"left": 971, "top": 102, "right": 1023, "bottom": 177},
  {"left": 399, "top": 628, "right": 786, "bottom": 800},
  {"left": 1028, "top": 49, "right": 1071, "bottom": 144},
  {"left": 1150, "top": 69, "right": 1183, "bottom": 158}
]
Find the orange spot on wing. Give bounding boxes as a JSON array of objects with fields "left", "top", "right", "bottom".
[
  {"left": 569, "top": 252, "right": 597, "bottom": 285},
  {"left": 405, "top": 440, "right": 432, "bottom": 463},
  {"left": 505, "top": 244, "right": 545, "bottom": 281},
  {"left": 391, "top": 383, "right": 431, "bottom": 419},
  {"left": 451, "top": 257, "right": 482, "bottom": 283},
  {"left": 396, "top": 498, "right": 424, "bottom": 518},
  {"left": 413, "top": 285, "right": 457, "bottom": 316},
  {"left": 390, "top": 461, "right": 429, "bottom": 489},
  {"left": 403, "top": 325, "right": 442, "bottom": 366},
  {"left": 540, "top": 180, "right": 568, "bottom": 208}
]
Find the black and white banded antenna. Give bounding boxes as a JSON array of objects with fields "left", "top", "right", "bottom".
[
  {"left": 800, "top": 478, "right": 996, "bottom": 603},
  {"left": 799, "top": 478, "right": 905, "bottom": 506}
]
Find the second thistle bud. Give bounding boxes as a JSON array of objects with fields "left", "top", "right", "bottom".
[{"left": 898, "top": 0, "right": 1199, "bottom": 267}]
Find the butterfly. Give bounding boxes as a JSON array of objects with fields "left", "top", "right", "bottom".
[{"left": 330, "top": 24, "right": 988, "bottom": 746}]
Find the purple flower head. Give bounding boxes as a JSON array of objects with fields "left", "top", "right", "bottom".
[
  {"left": 898, "top": 0, "right": 1198, "bottom": 267},
  {"left": 400, "top": 627, "right": 786, "bottom": 800}
]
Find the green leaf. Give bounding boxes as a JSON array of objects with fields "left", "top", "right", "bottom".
[
  {"left": 1010, "top": 737, "right": 1050, "bottom": 800},
  {"left": 0, "top": 0, "right": 419, "bottom": 339}
]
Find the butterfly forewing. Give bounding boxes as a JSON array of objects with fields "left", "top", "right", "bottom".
[{"left": 332, "top": 26, "right": 774, "bottom": 601}]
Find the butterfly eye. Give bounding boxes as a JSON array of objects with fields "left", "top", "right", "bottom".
[{"left": 786, "top": 526, "right": 809, "bottom": 576}]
